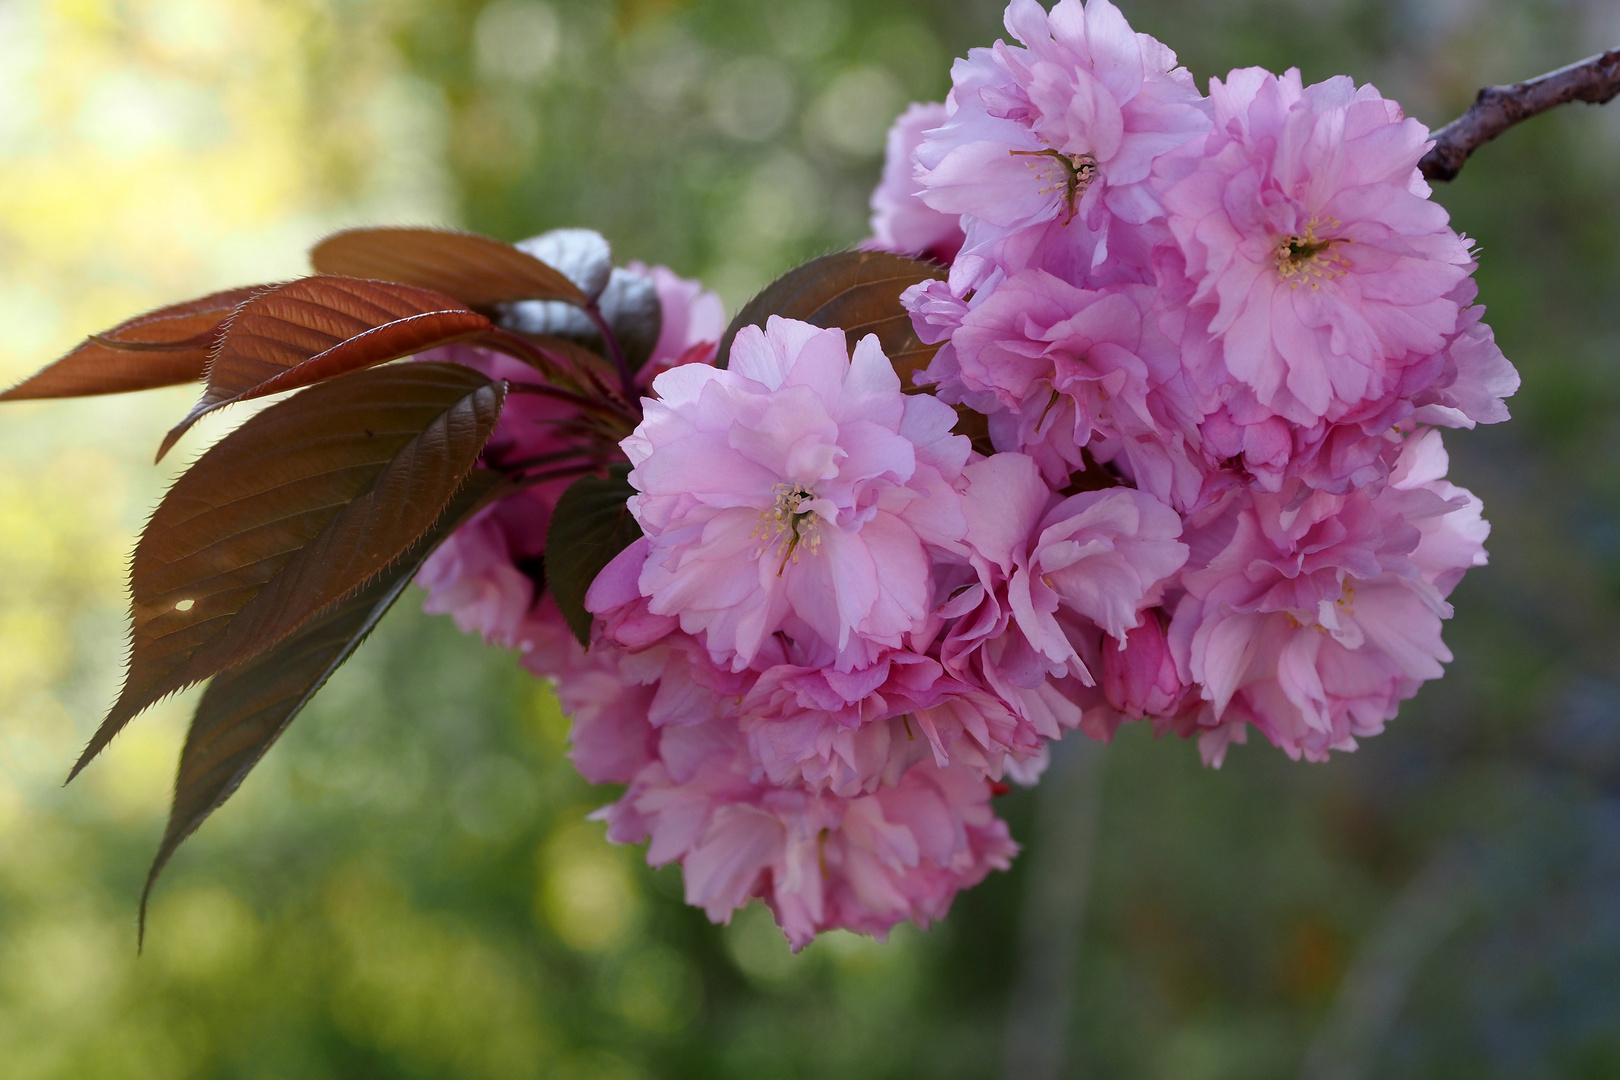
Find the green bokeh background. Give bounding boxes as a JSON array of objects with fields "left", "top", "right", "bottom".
[{"left": 2, "top": 0, "right": 1619, "bottom": 1077}]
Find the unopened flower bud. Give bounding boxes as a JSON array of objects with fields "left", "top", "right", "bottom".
[{"left": 1103, "top": 615, "right": 1188, "bottom": 718}]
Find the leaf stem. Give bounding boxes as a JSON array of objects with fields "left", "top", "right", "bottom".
[
  {"left": 495, "top": 446, "right": 617, "bottom": 473},
  {"left": 510, "top": 461, "right": 608, "bottom": 488},
  {"left": 480, "top": 326, "right": 637, "bottom": 428},
  {"left": 584, "top": 302, "right": 639, "bottom": 407},
  {"left": 506, "top": 380, "right": 624, "bottom": 417},
  {"left": 479, "top": 326, "right": 576, "bottom": 381}
]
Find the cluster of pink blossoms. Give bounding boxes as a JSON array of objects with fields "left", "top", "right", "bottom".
[{"left": 421, "top": 0, "right": 1514, "bottom": 947}]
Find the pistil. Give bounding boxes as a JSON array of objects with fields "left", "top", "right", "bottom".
[
  {"left": 1274, "top": 218, "right": 1352, "bottom": 288},
  {"left": 1010, "top": 148, "right": 1099, "bottom": 222},
  {"left": 753, "top": 482, "right": 822, "bottom": 574}
]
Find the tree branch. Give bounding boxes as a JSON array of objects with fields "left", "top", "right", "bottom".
[{"left": 1421, "top": 49, "right": 1620, "bottom": 182}]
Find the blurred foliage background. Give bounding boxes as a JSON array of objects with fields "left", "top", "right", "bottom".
[{"left": 2, "top": 0, "right": 1619, "bottom": 1077}]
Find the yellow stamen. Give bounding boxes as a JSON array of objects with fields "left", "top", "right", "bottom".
[
  {"left": 750, "top": 482, "right": 822, "bottom": 575},
  {"left": 1275, "top": 218, "right": 1352, "bottom": 289}
]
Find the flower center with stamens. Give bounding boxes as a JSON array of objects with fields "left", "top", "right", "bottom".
[
  {"left": 1274, "top": 219, "right": 1352, "bottom": 288},
  {"left": 753, "top": 482, "right": 822, "bottom": 574},
  {"left": 1009, "top": 148, "right": 1099, "bottom": 222}
]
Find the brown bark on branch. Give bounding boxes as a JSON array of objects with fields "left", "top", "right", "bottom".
[{"left": 1421, "top": 49, "right": 1620, "bottom": 181}]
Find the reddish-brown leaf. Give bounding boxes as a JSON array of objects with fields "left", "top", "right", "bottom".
[
  {"left": 0, "top": 286, "right": 262, "bottom": 401},
  {"left": 158, "top": 276, "right": 492, "bottom": 459},
  {"left": 519, "top": 332, "right": 618, "bottom": 381},
  {"left": 716, "top": 251, "right": 947, "bottom": 389},
  {"left": 136, "top": 468, "right": 507, "bottom": 943},
  {"left": 73, "top": 363, "right": 505, "bottom": 781},
  {"left": 310, "top": 227, "right": 587, "bottom": 308}
]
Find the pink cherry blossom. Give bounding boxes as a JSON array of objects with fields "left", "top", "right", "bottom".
[
  {"left": 1008, "top": 483, "right": 1189, "bottom": 672},
  {"left": 934, "top": 452, "right": 1186, "bottom": 755},
  {"left": 1161, "top": 67, "right": 1475, "bottom": 427},
  {"left": 915, "top": 271, "right": 1182, "bottom": 485},
  {"left": 597, "top": 709, "right": 1016, "bottom": 950},
  {"left": 583, "top": 536, "right": 683, "bottom": 651},
  {"left": 624, "top": 316, "right": 970, "bottom": 672},
  {"left": 417, "top": 491, "right": 555, "bottom": 655},
  {"left": 406, "top": 3, "right": 1521, "bottom": 949},
  {"left": 558, "top": 619, "right": 1018, "bottom": 949},
  {"left": 553, "top": 636, "right": 660, "bottom": 787},
  {"left": 942, "top": 451, "right": 1058, "bottom": 702},
  {"left": 953, "top": 451, "right": 1187, "bottom": 675},
  {"left": 1409, "top": 279, "right": 1520, "bottom": 430},
  {"left": 737, "top": 650, "right": 1048, "bottom": 797},
  {"left": 907, "top": 273, "right": 1221, "bottom": 513},
  {"left": 916, "top": 0, "right": 1207, "bottom": 292},
  {"left": 868, "top": 102, "right": 966, "bottom": 264},
  {"left": 1168, "top": 430, "right": 1487, "bottom": 763}
]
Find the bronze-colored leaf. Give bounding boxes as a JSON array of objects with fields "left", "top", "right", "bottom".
[
  {"left": 159, "top": 276, "right": 491, "bottom": 459},
  {"left": 547, "top": 465, "right": 642, "bottom": 646},
  {"left": 716, "top": 251, "right": 947, "bottom": 388},
  {"left": 72, "top": 363, "right": 505, "bottom": 781},
  {"left": 137, "top": 469, "right": 507, "bottom": 943},
  {"left": 310, "top": 227, "right": 587, "bottom": 308},
  {"left": 0, "top": 286, "right": 261, "bottom": 401}
]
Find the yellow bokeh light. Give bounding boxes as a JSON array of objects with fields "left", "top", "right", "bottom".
[
  {"left": 537, "top": 816, "right": 643, "bottom": 951},
  {"left": 0, "top": 1, "right": 469, "bottom": 1070}
]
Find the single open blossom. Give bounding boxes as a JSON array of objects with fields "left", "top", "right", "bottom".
[
  {"left": 907, "top": 273, "right": 1220, "bottom": 513},
  {"left": 737, "top": 651, "right": 1049, "bottom": 797},
  {"left": 957, "top": 452, "right": 1187, "bottom": 661},
  {"left": 913, "top": 271, "right": 1182, "bottom": 485},
  {"left": 869, "top": 101, "right": 966, "bottom": 264},
  {"left": 937, "top": 452, "right": 1185, "bottom": 748},
  {"left": 1009, "top": 481, "right": 1189, "bottom": 674},
  {"left": 590, "top": 510, "right": 1046, "bottom": 798},
  {"left": 737, "top": 656, "right": 941, "bottom": 796},
  {"left": 916, "top": 0, "right": 1207, "bottom": 292},
  {"left": 1168, "top": 430, "right": 1487, "bottom": 763},
  {"left": 943, "top": 455, "right": 1085, "bottom": 736},
  {"left": 1161, "top": 67, "right": 1476, "bottom": 427},
  {"left": 595, "top": 709, "right": 1017, "bottom": 950},
  {"left": 625, "top": 316, "right": 970, "bottom": 672}
]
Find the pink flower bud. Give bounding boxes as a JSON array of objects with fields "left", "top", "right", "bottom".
[{"left": 1102, "top": 614, "right": 1188, "bottom": 718}]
